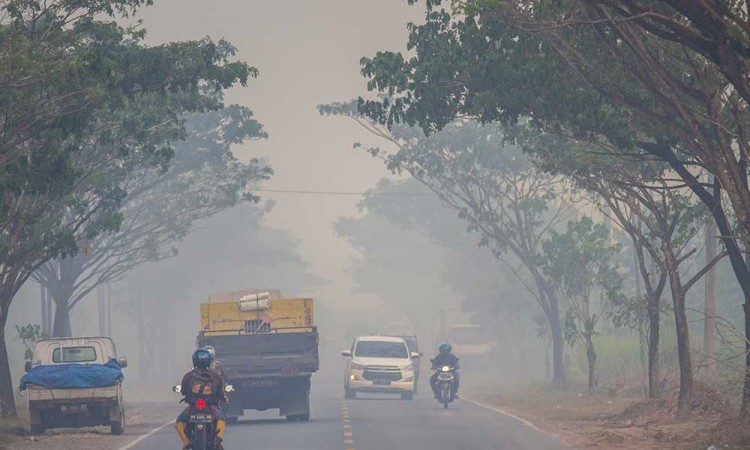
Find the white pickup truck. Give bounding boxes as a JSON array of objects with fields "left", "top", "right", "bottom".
[{"left": 22, "top": 337, "right": 128, "bottom": 435}]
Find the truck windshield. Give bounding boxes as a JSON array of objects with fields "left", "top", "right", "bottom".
[
  {"left": 355, "top": 341, "right": 408, "bottom": 358},
  {"left": 52, "top": 346, "right": 97, "bottom": 363}
]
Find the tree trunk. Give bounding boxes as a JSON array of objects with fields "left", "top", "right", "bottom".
[
  {"left": 664, "top": 246, "right": 693, "bottom": 418},
  {"left": 52, "top": 299, "right": 72, "bottom": 338},
  {"left": 585, "top": 331, "right": 597, "bottom": 393},
  {"left": 533, "top": 271, "right": 566, "bottom": 386},
  {"left": 0, "top": 307, "right": 16, "bottom": 419},
  {"left": 647, "top": 290, "right": 661, "bottom": 399},
  {"left": 704, "top": 218, "right": 717, "bottom": 375},
  {"left": 549, "top": 302, "right": 566, "bottom": 386}
]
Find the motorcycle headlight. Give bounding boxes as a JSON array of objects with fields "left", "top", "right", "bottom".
[{"left": 441, "top": 366, "right": 451, "bottom": 372}]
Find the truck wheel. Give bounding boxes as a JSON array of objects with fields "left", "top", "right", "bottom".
[
  {"left": 344, "top": 387, "right": 356, "bottom": 399},
  {"left": 286, "top": 412, "right": 310, "bottom": 422},
  {"left": 30, "top": 423, "right": 45, "bottom": 435},
  {"left": 110, "top": 413, "right": 125, "bottom": 435},
  {"left": 401, "top": 392, "right": 414, "bottom": 400}
]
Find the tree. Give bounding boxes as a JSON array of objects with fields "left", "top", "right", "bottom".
[
  {"left": 356, "top": 0, "right": 747, "bottom": 415},
  {"left": 32, "top": 105, "right": 270, "bottom": 337},
  {"left": 0, "top": 0, "right": 254, "bottom": 418},
  {"left": 321, "top": 105, "right": 575, "bottom": 384},
  {"left": 541, "top": 217, "right": 623, "bottom": 392}
]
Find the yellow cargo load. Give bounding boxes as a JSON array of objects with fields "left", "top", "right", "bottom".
[{"left": 200, "top": 292, "right": 314, "bottom": 335}]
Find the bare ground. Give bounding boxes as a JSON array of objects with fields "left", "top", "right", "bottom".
[
  {"left": 0, "top": 401, "right": 182, "bottom": 450},
  {"left": 464, "top": 375, "right": 745, "bottom": 450}
]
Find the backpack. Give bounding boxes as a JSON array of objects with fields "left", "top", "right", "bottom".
[{"left": 188, "top": 369, "right": 216, "bottom": 397}]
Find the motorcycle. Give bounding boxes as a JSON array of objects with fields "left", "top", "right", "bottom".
[
  {"left": 432, "top": 362, "right": 457, "bottom": 409},
  {"left": 172, "top": 384, "right": 234, "bottom": 450}
]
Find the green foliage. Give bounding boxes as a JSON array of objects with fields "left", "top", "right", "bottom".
[
  {"left": 0, "top": 0, "right": 257, "bottom": 417},
  {"left": 541, "top": 217, "right": 623, "bottom": 346},
  {"left": 14, "top": 324, "right": 46, "bottom": 361}
]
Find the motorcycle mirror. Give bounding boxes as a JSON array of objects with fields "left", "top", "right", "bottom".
[
  {"left": 224, "top": 385, "right": 235, "bottom": 393},
  {"left": 171, "top": 385, "right": 182, "bottom": 393}
]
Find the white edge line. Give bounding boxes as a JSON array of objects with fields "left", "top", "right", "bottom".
[
  {"left": 462, "top": 396, "right": 551, "bottom": 436},
  {"left": 116, "top": 419, "right": 173, "bottom": 450}
]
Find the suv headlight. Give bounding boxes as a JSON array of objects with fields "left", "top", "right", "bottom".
[{"left": 350, "top": 362, "right": 365, "bottom": 371}]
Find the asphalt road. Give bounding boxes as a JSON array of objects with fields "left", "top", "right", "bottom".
[{"left": 126, "top": 371, "right": 574, "bottom": 450}]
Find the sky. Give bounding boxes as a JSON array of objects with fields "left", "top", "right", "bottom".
[{"left": 138, "top": 0, "right": 423, "bottom": 309}]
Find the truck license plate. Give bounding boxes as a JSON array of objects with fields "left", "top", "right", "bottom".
[{"left": 374, "top": 379, "right": 391, "bottom": 386}]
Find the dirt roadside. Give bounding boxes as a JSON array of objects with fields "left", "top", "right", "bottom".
[
  {"left": 1, "top": 401, "right": 182, "bottom": 450},
  {"left": 463, "top": 375, "right": 743, "bottom": 450}
]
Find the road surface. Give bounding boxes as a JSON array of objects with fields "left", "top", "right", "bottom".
[{"left": 125, "top": 372, "right": 573, "bottom": 450}]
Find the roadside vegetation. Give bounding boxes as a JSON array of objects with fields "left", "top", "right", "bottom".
[{"left": 324, "top": 1, "right": 750, "bottom": 448}]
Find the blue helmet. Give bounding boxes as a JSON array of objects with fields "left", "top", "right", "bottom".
[
  {"left": 439, "top": 343, "right": 452, "bottom": 355},
  {"left": 192, "top": 348, "right": 213, "bottom": 369}
]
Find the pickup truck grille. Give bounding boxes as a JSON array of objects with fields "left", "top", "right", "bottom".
[{"left": 362, "top": 366, "right": 402, "bottom": 382}]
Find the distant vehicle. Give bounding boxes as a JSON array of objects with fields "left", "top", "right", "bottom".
[
  {"left": 20, "top": 337, "right": 128, "bottom": 435},
  {"left": 196, "top": 290, "right": 319, "bottom": 422},
  {"left": 341, "top": 335, "right": 419, "bottom": 400}
]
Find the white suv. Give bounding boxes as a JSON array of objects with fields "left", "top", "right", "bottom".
[{"left": 341, "top": 335, "right": 418, "bottom": 400}]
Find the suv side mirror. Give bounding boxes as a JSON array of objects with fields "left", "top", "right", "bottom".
[
  {"left": 117, "top": 357, "right": 128, "bottom": 368},
  {"left": 341, "top": 350, "right": 352, "bottom": 358},
  {"left": 410, "top": 352, "right": 421, "bottom": 359},
  {"left": 25, "top": 361, "right": 32, "bottom": 373}
]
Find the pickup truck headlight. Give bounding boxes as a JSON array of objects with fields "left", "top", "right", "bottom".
[{"left": 349, "top": 362, "right": 365, "bottom": 371}]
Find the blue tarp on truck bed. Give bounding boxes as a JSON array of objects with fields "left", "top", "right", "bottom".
[{"left": 20, "top": 359, "right": 124, "bottom": 390}]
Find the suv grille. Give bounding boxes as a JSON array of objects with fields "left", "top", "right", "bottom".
[{"left": 362, "top": 366, "right": 402, "bottom": 381}]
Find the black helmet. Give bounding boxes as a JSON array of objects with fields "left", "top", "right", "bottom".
[
  {"left": 439, "top": 343, "right": 452, "bottom": 355},
  {"left": 192, "top": 348, "right": 213, "bottom": 369}
]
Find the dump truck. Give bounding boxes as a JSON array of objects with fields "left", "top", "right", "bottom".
[
  {"left": 20, "top": 337, "right": 128, "bottom": 435},
  {"left": 196, "top": 290, "right": 319, "bottom": 422}
]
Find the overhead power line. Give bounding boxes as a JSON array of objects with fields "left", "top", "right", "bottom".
[{"left": 255, "top": 189, "right": 435, "bottom": 197}]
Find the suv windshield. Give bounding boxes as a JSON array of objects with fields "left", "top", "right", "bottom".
[{"left": 355, "top": 341, "right": 408, "bottom": 358}]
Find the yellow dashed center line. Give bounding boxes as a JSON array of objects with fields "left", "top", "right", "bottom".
[{"left": 341, "top": 400, "right": 355, "bottom": 450}]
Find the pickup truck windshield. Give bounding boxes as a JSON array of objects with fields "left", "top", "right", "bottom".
[
  {"left": 355, "top": 341, "right": 408, "bottom": 358},
  {"left": 52, "top": 346, "right": 97, "bottom": 363}
]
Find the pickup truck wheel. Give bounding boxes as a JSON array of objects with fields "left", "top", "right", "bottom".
[
  {"left": 344, "top": 387, "right": 356, "bottom": 399},
  {"left": 110, "top": 411, "right": 125, "bottom": 435},
  {"left": 30, "top": 423, "right": 45, "bottom": 435}
]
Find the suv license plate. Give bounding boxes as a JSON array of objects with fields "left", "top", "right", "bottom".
[
  {"left": 374, "top": 379, "right": 391, "bottom": 386},
  {"left": 190, "top": 415, "right": 212, "bottom": 424}
]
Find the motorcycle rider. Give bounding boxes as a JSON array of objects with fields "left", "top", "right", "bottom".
[
  {"left": 175, "top": 348, "right": 227, "bottom": 450},
  {"left": 204, "top": 345, "right": 229, "bottom": 383},
  {"left": 430, "top": 343, "right": 460, "bottom": 399}
]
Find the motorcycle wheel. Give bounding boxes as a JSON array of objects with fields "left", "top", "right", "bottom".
[
  {"left": 442, "top": 386, "right": 451, "bottom": 409},
  {"left": 192, "top": 424, "right": 208, "bottom": 450}
]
